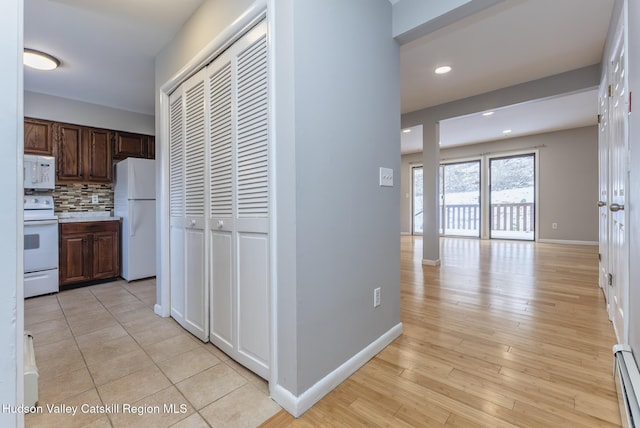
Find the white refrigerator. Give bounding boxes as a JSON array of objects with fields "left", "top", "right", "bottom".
[{"left": 114, "top": 158, "right": 156, "bottom": 281}]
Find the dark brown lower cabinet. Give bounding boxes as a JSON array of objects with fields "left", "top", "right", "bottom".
[{"left": 60, "top": 221, "right": 120, "bottom": 288}]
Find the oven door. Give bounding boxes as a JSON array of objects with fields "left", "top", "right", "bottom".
[{"left": 24, "top": 219, "right": 59, "bottom": 272}]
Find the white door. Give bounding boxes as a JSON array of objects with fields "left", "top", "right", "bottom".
[
  {"left": 208, "top": 54, "right": 235, "bottom": 352},
  {"left": 608, "top": 17, "right": 629, "bottom": 343},
  {"left": 208, "top": 22, "right": 270, "bottom": 379},
  {"left": 597, "top": 75, "right": 610, "bottom": 307},
  {"left": 169, "top": 69, "right": 210, "bottom": 342}
]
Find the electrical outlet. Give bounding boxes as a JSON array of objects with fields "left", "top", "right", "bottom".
[
  {"left": 91, "top": 194, "right": 99, "bottom": 204},
  {"left": 374, "top": 287, "right": 381, "bottom": 308},
  {"left": 552, "top": 222, "right": 558, "bottom": 230}
]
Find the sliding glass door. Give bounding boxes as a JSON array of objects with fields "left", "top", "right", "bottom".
[
  {"left": 489, "top": 154, "right": 535, "bottom": 240},
  {"left": 439, "top": 161, "right": 481, "bottom": 237},
  {"left": 412, "top": 166, "right": 423, "bottom": 234}
]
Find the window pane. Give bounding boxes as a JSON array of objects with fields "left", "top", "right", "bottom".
[
  {"left": 412, "top": 166, "right": 423, "bottom": 234},
  {"left": 490, "top": 155, "right": 535, "bottom": 240},
  {"left": 441, "top": 161, "right": 480, "bottom": 237}
]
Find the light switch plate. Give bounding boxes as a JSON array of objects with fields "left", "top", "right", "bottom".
[
  {"left": 91, "top": 194, "right": 99, "bottom": 204},
  {"left": 379, "top": 167, "right": 393, "bottom": 187}
]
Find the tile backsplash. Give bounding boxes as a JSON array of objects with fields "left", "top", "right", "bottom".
[{"left": 52, "top": 183, "right": 114, "bottom": 213}]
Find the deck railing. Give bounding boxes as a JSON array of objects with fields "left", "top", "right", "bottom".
[
  {"left": 441, "top": 204, "right": 480, "bottom": 232},
  {"left": 490, "top": 202, "right": 534, "bottom": 232},
  {"left": 431, "top": 202, "right": 534, "bottom": 234}
]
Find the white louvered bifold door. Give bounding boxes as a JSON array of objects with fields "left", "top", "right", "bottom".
[
  {"left": 234, "top": 25, "right": 269, "bottom": 379},
  {"left": 208, "top": 21, "right": 269, "bottom": 379},
  {"left": 170, "top": 69, "right": 210, "bottom": 342},
  {"left": 169, "top": 85, "right": 186, "bottom": 327},
  {"left": 208, "top": 53, "right": 235, "bottom": 353}
]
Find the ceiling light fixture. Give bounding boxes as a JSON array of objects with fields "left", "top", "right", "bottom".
[
  {"left": 402, "top": 129, "right": 411, "bottom": 133},
  {"left": 502, "top": 129, "right": 513, "bottom": 135},
  {"left": 24, "top": 49, "right": 60, "bottom": 71},
  {"left": 482, "top": 111, "right": 494, "bottom": 116},
  {"left": 434, "top": 65, "right": 452, "bottom": 75}
]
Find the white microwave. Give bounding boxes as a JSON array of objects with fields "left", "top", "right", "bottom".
[{"left": 24, "top": 155, "right": 55, "bottom": 190}]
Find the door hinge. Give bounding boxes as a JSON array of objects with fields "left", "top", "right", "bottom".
[
  {"left": 608, "top": 85, "right": 613, "bottom": 97},
  {"left": 597, "top": 114, "right": 601, "bottom": 124},
  {"left": 608, "top": 273, "right": 613, "bottom": 286},
  {"left": 598, "top": 253, "right": 602, "bottom": 262}
]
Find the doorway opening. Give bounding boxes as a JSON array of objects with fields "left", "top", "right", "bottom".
[
  {"left": 439, "top": 160, "right": 481, "bottom": 237},
  {"left": 489, "top": 154, "right": 536, "bottom": 240},
  {"left": 412, "top": 165, "right": 423, "bottom": 235}
]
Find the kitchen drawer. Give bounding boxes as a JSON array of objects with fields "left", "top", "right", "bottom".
[{"left": 60, "top": 220, "right": 119, "bottom": 235}]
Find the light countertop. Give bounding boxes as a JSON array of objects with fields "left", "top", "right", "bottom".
[{"left": 57, "top": 212, "right": 121, "bottom": 223}]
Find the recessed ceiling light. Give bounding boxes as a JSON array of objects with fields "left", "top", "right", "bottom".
[
  {"left": 402, "top": 129, "right": 411, "bottom": 133},
  {"left": 23, "top": 49, "right": 60, "bottom": 71},
  {"left": 502, "top": 129, "right": 513, "bottom": 135},
  {"left": 482, "top": 111, "right": 494, "bottom": 116},
  {"left": 434, "top": 65, "right": 452, "bottom": 75}
]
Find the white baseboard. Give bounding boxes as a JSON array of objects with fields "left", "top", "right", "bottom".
[
  {"left": 422, "top": 259, "right": 441, "bottom": 266},
  {"left": 270, "top": 322, "right": 403, "bottom": 417},
  {"left": 154, "top": 304, "right": 168, "bottom": 317},
  {"left": 537, "top": 239, "right": 598, "bottom": 246}
]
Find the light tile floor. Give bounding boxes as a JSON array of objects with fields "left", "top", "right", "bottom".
[{"left": 24, "top": 278, "right": 281, "bottom": 428}]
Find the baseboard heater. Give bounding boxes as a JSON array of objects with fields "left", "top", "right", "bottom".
[
  {"left": 24, "top": 331, "right": 38, "bottom": 407},
  {"left": 614, "top": 344, "right": 640, "bottom": 428}
]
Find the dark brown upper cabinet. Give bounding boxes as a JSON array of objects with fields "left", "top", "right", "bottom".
[
  {"left": 24, "top": 118, "right": 54, "bottom": 155},
  {"left": 56, "top": 123, "right": 112, "bottom": 183},
  {"left": 113, "top": 131, "right": 147, "bottom": 160}
]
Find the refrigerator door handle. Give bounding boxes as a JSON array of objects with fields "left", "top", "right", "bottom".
[
  {"left": 130, "top": 204, "right": 135, "bottom": 237},
  {"left": 130, "top": 166, "right": 137, "bottom": 198}
]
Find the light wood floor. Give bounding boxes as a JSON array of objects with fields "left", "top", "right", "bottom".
[{"left": 262, "top": 236, "right": 621, "bottom": 427}]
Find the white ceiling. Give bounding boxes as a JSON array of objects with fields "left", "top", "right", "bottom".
[
  {"left": 24, "top": 0, "right": 614, "bottom": 146},
  {"left": 402, "top": 89, "right": 599, "bottom": 152},
  {"left": 24, "top": 0, "right": 205, "bottom": 115},
  {"left": 400, "top": 0, "right": 613, "bottom": 152}
]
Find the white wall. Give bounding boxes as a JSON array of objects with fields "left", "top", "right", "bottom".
[
  {"left": 625, "top": 0, "right": 640, "bottom": 355},
  {"left": 0, "top": 0, "right": 23, "bottom": 426},
  {"left": 24, "top": 91, "right": 154, "bottom": 135}
]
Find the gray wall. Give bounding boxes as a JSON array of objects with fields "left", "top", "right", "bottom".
[
  {"left": 392, "top": 0, "right": 504, "bottom": 44},
  {"left": 1, "top": 0, "right": 22, "bottom": 425},
  {"left": 156, "top": 0, "right": 401, "bottom": 401},
  {"left": 626, "top": 0, "right": 640, "bottom": 356},
  {"left": 155, "top": 0, "right": 255, "bottom": 92},
  {"left": 400, "top": 127, "right": 599, "bottom": 242},
  {"left": 25, "top": 91, "right": 155, "bottom": 135},
  {"left": 286, "top": 0, "right": 401, "bottom": 394},
  {"left": 402, "top": 65, "right": 601, "bottom": 262}
]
